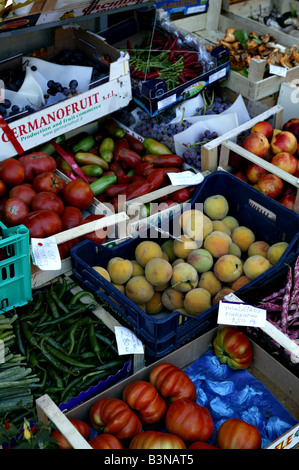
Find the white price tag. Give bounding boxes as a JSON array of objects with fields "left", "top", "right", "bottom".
[
  {"left": 269, "top": 64, "right": 287, "bottom": 77},
  {"left": 31, "top": 236, "right": 61, "bottom": 271},
  {"left": 167, "top": 171, "right": 204, "bottom": 186},
  {"left": 217, "top": 300, "right": 266, "bottom": 327},
  {"left": 114, "top": 326, "right": 144, "bottom": 355}
]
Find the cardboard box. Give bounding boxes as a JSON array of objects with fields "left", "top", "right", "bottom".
[
  {"left": 35, "top": 327, "right": 299, "bottom": 449},
  {"left": 0, "top": 25, "right": 131, "bottom": 160},
  {"left": 155, "top": 0, "right": 209, "bottom": 18},
  {"left": 172, "top": 0, "right": 299, "bottom": 101},
  {"left": 0, "top": 0, "right": 44, "bottom": 33}
]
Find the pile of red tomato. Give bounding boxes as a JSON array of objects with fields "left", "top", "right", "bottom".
[
  {"left": 52, "top": 332, "right": 261, "bottom": 450},
  {"left": 0, "top": 153, "right": 109, "bottom": 259}
]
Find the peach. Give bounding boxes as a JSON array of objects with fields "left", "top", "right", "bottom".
[
  {"left": 212, "top": 288, "right": 235, "bottom": 305},
  {"left": 279, "top": 193, "right": 296, "bottom": 211},
  {"left": 125, "top": 275, "right": 154, "bottom": 304},
  {"left": 145, "top": 291, "right": 163, "bottom": 315},
  {"left": 203, "top": 195, "right": 229, "bottom": 220},
  {"left": 230, "top": 275, "right": 251, "bottom": 291},
  {"left": 283, "top": 118, "right": 299, "bottom": 131},
  {"left": 214, "top": 254, "right": 243, "bottom": 283},
  {"left": 212, "top": 220, "right": 231, "bottom": 235},
  {"left": 251, "top": 121, "right": 273, "bottom": 140},
  {"left": 162, "top": 251, "right": 169, "bottom": 261},
  {"left": 187, "top": 248, "right": 214, "bottom": 273},
  {"left": 144, "top": 257, "right": 173, "bottom": 286},
  {"left": 172, "top": 258, "right": 185, "bottom": 267},
  {"left": 198, "top": 271, "right": 222, "bottom": 296},
  {"left": 243, "top": 255, "right": 270, "bottom": 280},
  {"left": 172, "top": 235, "right": 198, "bottom": 259},
  {"left": 135, "top": 241, "right": 163, "bottom": 267},
  {"left": 270, "top": 152, "right": 298, "bottom": 175},
  {"left": 233, "top": 170, "right": 248, "bottom": 182},
  {"left": 171, "top": 262, "right": 198, "bottom": 292},
  {"left": 246, "top": 163, "right": 268, "bottom": 184},
  {"left": 131, "top": 260, "right": 145, "bottom": 277},
  {"left": 270, "top": 131, "right": 297, "bottom": 155},
  {"left": 184, "top": 212, "right": 213, "bottom": 242},
  {"left": 161, "top": 239, "right": 176, "bottom": 263},
  {"left": 228, "top": 242, "right": 242, "bottom": 258},
  {"left": 107, "top": 258, "right": 133, "bottom": 284},
  {"left": 242, "top": 132, "right": 270, "bottom": 158},
  {"left": 231, "top": 226, "right": 255, "bottom": 252},
  {"left": 93, "top": 266, "right": 111, "bottom": 282},
  {"left": 267, "top": 241, "right": 289, "bottom": 265},
  {"left": 222, "top": 215, "right": 239, "bottom": 232},
  {"left": 179, "top": 209, "right": 198, "bottom": 232},
  {"left": 112, "top": 283, "right": 125, "bottom": 294},
  {"left": 161, "top": 287, "right": 185, "bottom": 311},
  {"left": 184, "top": 288, "right": 211, "bottom": 316},
  {"left": 257, "top": 173, "right": 284, "bottom": 199},
  {"left": 107, "top": 257, "right": 124, "bottom": 271},
  {"left": 203, "top": 230, "right": 232, "bottom": 258},
  {"left": 248, "top": 240, "right": 270, "bottom": 258},
  {"left": 154, "top": 282, "right": 169, "bottom": 292},
  {"left": 287, "top": 122, "right": 299, "bottom": 141}
]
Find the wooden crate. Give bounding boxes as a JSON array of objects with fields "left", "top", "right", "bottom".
[
  {"left": 171, "top": 0, "right": 299, "bottom": 101},
  {"left": 35, "top": 327, "right": 299, "bottom": 449}
]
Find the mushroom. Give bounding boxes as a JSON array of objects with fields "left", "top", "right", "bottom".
[
  {"left": 280, "top": 53, "right": 293, "bottom": 69},
  {"left": 222, "top": 27, "right": 237, "bottom": 43}
]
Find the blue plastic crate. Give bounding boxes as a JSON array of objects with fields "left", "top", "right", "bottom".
[
  {"left": 70, "top": 172, "right": 299, "bottom": 358},
  {"left": 0, "top": 222, "right": 32, "bottom": 313}
]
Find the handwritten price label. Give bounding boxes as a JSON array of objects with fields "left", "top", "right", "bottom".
[
  {"left": 217, "top": 300, "right": 266, "bottom": 327},
  {"left": 31, "top": 236, "right": 61, "bottom": 271},
  {"left": 114, "top": 326, "right": 144, "bottom": 355}
]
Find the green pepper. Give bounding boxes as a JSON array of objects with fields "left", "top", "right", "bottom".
[
  {"left": 104, "top": 119, "right": 126, "bottom": 138},
  {"left": 100, "top": 137, "right": 114, "bottom": 163},
  {"left": 80, "top": 165, "right": 104, "bottom": 178},
  {"left": 72, "top": 135, "right": 95, "bottom": 154},
  {"left": 39, "top": 134, "right": 65, "bottom": 155},
  {"left": 89, "top": 173, "right": 117, "bottom": 196}
]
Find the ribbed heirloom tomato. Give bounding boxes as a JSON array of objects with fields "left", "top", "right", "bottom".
[
  {"left": 129, "top": 431, "right": 186, "bottom": 449},
  {"left": 51, "top": 419, "right": 91, "bottom": 449},
  {"left": 60, "top": 206, "right": 83, "bottom": 230},
  {"left": 123, "top": 380, "right": 167, "bottom": 424},
  {"left": 149, "top": 363, "right": 196, "bottom": 402},
  {"left": 19, "top": 152, "right": 56, "bottom": 182},
  {"left": 216, "top": 418, "right": 261, "bottom": 449},
  {"left": 89, "top": 434, "right": 124, "bottom": 449},
  {"left": 63, "top": 180, "right": 94, "bottom": 210},
  {"left": 23, "top": 210, "right": 62, "bottom": 238},
  {"left": 31, "top": 192, "right": 64, "bottom": 215},
  {"left": 213, "top": 327, "right": 253, "bottom": 369},
  {"left": 165, "top": 398, "right": 214, "bottom": 443}
]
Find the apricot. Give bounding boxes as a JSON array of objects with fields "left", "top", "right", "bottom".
[
  {"left": 187, "top": 248, "right": 213, "bottom": 273},
  {"left": 161, "top": 239, "right": 176, "bottom": 263},
  {"left": 162, "top": 251, "right": 169, "bottom": 261},
  {"left": 107, "top": 257, "right": 123, "bottom": 271},
  {"left": 144, "top": 257, "right": 173, "bottom": 286},
  {"left": 231, "top": 226, "right": 255, "bottom": 252},
  {"left": 230, "top": 275, "right": 251, "bottom": 291},
  {"left": 93, "top": 266, "right": 111, "bottom": 282},
  {"left": 135, "top": 241, "right": 163, "bottom": 267},
  {"left": 173, "top": 235, "right": 198, "bottom": 259},
  {"left": 154, "top": 282, "right": 169, "bottom": 292},
  {"left": 212, "top": 220, "right": 231, "bottom": 235},
  {"left": 184, "top": 288, "right": 211, "bottom": 316},
  {"left": 172, "top": 258, "right": 184, "bottom": 267},
  {"left": 179, "top": 209, "right": 198, "bottom": 232},
  {"left": 171, "top": 262, "right": 198, "bottom": 292},
  {"left": 131, "top": 260, "right": 145, "bottom": 277},
  {"left": 198, "top": 271, "right": 222, "bottom": 296},
  {"left": 145, "top": 291, "right": 163, "bottom": 315},
  {"left": 248, "top": 240, "right": 269, "bottom": 258},
  {"left": 203, "top": 195, "right": 229, "bottom": 220},
  {"left": 161, "top": 287, "right": 185, "bottom": 311},
  {"left": 112, "top": 283, "right": 125, "bottom": 294},
  {"left": 266, "top": 241, "right": 289, "bottom": 265},
  {"left": 184, "top": 212, "right": 213, "bottom": 242},
  {"left": 212, "top": 288, "right": 235, "bottom": 305},
  {"left": 243, "top": 255, "right": 270, "bottom": 280},
  {"left": 229, "top": 242, "right": 242, "bottom": 258},
  {"left": 222, "top": 215, "right": 239, "bottom": 232},
  {"left": 203, "top": 231, "right": 232, "bottom": 258},
  {"left": 125, "top": 276, "right": 154, "bottom": 304},
  {"left": 214, "top": 254, "right": 243, "bottom": 283},
  {"left": 107, "top": 258, "right": 133, "bottom": 284}
]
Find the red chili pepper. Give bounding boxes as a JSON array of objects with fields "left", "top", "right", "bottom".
[
  {"left": 106, "top": 183, "right": 130, "bottom": 198},
  {"left": 127, "top": 39, "right": 134, "bottom": 55},
  {"left": 113, "top": 138, "right": 130, "bottom": 162},
  {"left": 143, "top": 154, "right": 184, "bottom": 168},
  {"left": 171, "top": 187, "right": 190, "bottom": 203},
  {"left": 118, "top": 148, "right": 142, "bottom": 168},
  {"left": 110, "top": 162, "right": 131, "bottom": 183},
  {"left": 145, "top": 71, "right": 160, "bottom": 80},
  {"left": 4, "top": 420, "right": 10, "bottom": 430},
  {"left": 146, "top": 168, "right": 165, "bottom": 191},
  {"left": 183, "top": 70, "right": 199, "bottom": 79},
  {"left": 169, "top": 36, "right": 178, "bottom": 51},
  {"left": 183, "top": 51, "right": 198, "bottom": 60},
  {"left": 131, "top": 175, "right": 146, "bottom": 183},
  {"left": 168, "top": 51, "right": 177, "bottom": 63},
  {"left": 179, "top": 74, "right": 188, "bottom": 84},
  {"left": 164, "top": 35, "right": 172, "bottom": 50},
  {"left": 134, "top": 161, "right": 154, "bottom": 176},
  {"left": 125, "top": 181, "right": 152, "bottom": 201},
  {"left": 125, "top": 134, "right": 145, "bottom": 154}
]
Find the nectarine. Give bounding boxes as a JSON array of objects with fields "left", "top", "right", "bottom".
[{"left": 242, "top": 132, "right": 270, "bottom": 158}]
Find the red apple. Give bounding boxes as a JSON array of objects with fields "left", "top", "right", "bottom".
[
  {"left": 251, "top": 121, "right": 273, "bottom": 140},
  {"left": 242, "top": 133, "right": 270, "bottom": 158},
  {"left": 257, "top": 173, "right": 284, "bottom": 199},
  {"left": 228, "top": 151, "right": 246, "bottom": 169},
  {"left": 283, "top": 118, "right": 299, "bottom": 132},
  {"left": 279, "top": 193, "right": 296, "bottom": 211},
  {"left": 232, "top": 170, "right": 248, "bottom": 182},
  {"left": 246, "top": 163, "right": 268, "bottom": 184},
  {"left": 270, "top": 152, "right": 298, "bottom": 175},
  {"left": 270, "top": 131, "right": 297, "bottom": 155},
  {"left": 287, "top": 123, "right": 299, "bottom": 141}
]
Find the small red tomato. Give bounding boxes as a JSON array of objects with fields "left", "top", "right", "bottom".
[
  {"left": 23, "top": 210, "right": 62, "bottom": 238},
  {"left": 63, "top": 180, "right": 94, "bottom": 210},
  {"left": 0, "top": 179, "right": 6, "bottom": 198},
  {"left": 51, "top": 419, "right": 91, "bottom": 449},
  {"left": 89, "top": 434, "right": 124, "bottom": 449},
  {"left": 9, "top": 185, "right": 37, "bottom": 207},
  {"left": 0, "top": 158, "right": 25, "bottom": 186},
  {"left": 129, "top": 431, "right": 186, "bottom": 450},
  {"left": 165, "top": 398, "right": 214, "bottom": 443},
  {"left": 33, "top": 171, "right": 66, "bottom": 195},
  {"left": 213, "top": 327, "right": 253, "bottom": 369},
  {"left": 60, "top": 206, "right": 83, "bottom": 231},
  {"left": 31, "top": 191, "right": 64, "bottom": 215},
  {"left": 149, "top": 363, "right": 196, "bottom": 402},
  {"left": 216, "top": 418, "right": 261, "bottom": 449},
  {"left": 189, "top": 441, "right": 218, "bottom": 449},
  {"left": 2, "top": 197, "right": 29, "bottom": 226}
]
